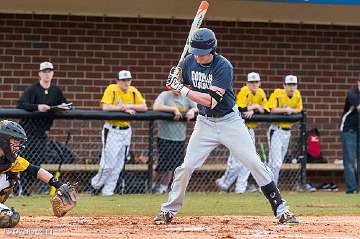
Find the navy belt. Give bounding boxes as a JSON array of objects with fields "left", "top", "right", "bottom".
[
  {"left": 111, "top": 125, "right": 129, "bottom": 130},
  {"left": 199, "top": 109, "right": 233, "bottom": 118}
]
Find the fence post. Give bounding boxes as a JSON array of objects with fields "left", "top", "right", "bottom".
[
  {"left": 147, "top": 120, "right": 154, "bottom": 193},
  {"left": 299, "top": 111, "right": 307, "bottom": 190}
]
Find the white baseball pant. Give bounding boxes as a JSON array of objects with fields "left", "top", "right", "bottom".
[
  {"left": 216, "top": 128, "right": 255, "bottom": 193},
  {"left": 267, "top": 125, "right": 291, "bottom": 185},
  {"left": 161, "top": 108, "right": 273, "bottom": 214},
  {"left": 91, "top": 123, "right": 131, "bottom": 196}
]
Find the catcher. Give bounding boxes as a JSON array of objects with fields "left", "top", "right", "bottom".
[{"left": 0, "top": 120, "right": 76, "bottom": 228}]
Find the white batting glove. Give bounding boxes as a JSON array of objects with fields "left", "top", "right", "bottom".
[
  {"left": 166, "top": 66, "right": 183, "bottom": 91},
  {"left": 166, "top": 66, "right": 190, "bottom": 96}
]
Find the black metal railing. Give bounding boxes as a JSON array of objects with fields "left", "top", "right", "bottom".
[{"left": 0, "top": 109, "right": 306, "bottom": 195}]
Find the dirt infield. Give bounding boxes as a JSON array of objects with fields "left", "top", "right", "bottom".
[{"left": 2, "top": 215, "right": 360, "bottom": 239}]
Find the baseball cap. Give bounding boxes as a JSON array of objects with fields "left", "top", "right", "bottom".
[
  {"left": 118, "top": 70, "right": 132, "bottom": 80},
  {"left": 247, "top": 72, "right": 261, "bottom": 82},
  {"left": 39, "top": 61, "right": 54, "bottom": 71},
  {"left": 284, "top": 75, "right": 298, "bottom": 84}
]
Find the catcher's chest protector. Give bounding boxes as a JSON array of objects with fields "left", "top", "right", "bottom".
[{"left": 0, "top": 173, "right": 18, "bottom": 203}]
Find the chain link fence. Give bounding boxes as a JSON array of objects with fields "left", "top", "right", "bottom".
[{"left": 1, "top": 110, "right": 306, "bottom": 196}]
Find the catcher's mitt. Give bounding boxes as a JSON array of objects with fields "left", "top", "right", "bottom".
[{"left": 50, "top": 183, "right": 77, "bottom": 217}]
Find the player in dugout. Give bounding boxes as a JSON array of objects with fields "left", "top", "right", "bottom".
[{"left": 267, "top": 75, "right": 303, "bottom": 186}]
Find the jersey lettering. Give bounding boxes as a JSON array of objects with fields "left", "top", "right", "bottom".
[{"left": 191, "top": 71, "right": 212, "bottom": 89}]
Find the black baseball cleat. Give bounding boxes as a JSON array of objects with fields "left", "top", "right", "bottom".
[
  {"left": 278, "top": 211, "right": 299, "bottom": 225},
  {"left": 91, "top": 188, "right": 101, "bottom": 196},
  {"left": 153, "top": 211, "right": 173, "bottom": 225}
]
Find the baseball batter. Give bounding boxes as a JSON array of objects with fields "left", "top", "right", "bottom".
[
  {"left": 154, "top": 28, "right": 298, "bottom": 225},
  {"left": 216, "top": 72, "right": 267, "bottom": 193},
  {"left": 0, "top": 120, "right": 76, "bottom": 227},
  {"left": 91, "top": 70, "right": 147, "bottom": 196},
  {"left": 267, "top": 75, "right": 303, "bottom": 185}
]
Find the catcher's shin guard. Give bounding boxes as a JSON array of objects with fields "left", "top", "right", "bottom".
[{"left": 0, "top": 209, "right": 20, "bottom": 228}]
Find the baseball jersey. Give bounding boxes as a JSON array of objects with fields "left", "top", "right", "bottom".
[
  {"left": 0, "top": 156, "right": 30, "bottom": 202},
  {"left": 182, "top": 53, "right": 235, "bottom": 116},
  {"left": 267, "top": 89, "right": 303, "bottom": 129},
  {"left": 236, "top": 86, "right": 267, "bottom": 129},
  {"left": 154, "top": 91, "right": 197, "bottom": 141},
  {"left": 101, "top": 84, "right": 146, "bottom": 127},
  {"left": 3, "top": 156, "right": 30, "bottom": 173}
]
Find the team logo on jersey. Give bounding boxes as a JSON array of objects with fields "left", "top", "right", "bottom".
[{"left": 191, "top": 71, "right": 212, "bottom": 89}]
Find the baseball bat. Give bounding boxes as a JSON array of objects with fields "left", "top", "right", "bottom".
[
  {"left": 49, "top": 131, "right": 71, "bottom": 197},
  {"left": 259, "top": 143, "right": 267, "bottom": 162},
  {"left": 177, "top": 1, "right": 209, "bottom": 68}
]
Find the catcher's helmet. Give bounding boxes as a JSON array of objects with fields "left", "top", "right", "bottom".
[
  {"left": 189, "top": 28, "right": 217, "bottom": 56},
  {"left": 0, "top": 120, "right": 27, "bottom": 163}
]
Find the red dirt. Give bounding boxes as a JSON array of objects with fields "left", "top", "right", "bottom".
[{"left": 2, "top": 215, "right": 360, "bottom": 239}]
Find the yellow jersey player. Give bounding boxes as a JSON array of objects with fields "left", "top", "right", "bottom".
[
  {"left": 0, "top": 120, "right": 76, "bottom": 228},
  {"left": 266, "top": 75, "right": 303, "bottom": 185},
  {"left": 91, "top": 70, "right": 147, "bottom": 196},
  {"left": 216, "top": 72, "right": 267, "bottom": 193}
]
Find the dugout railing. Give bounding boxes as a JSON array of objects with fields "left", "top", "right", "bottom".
[{"left": 0, "top": 108, "right": 307, "bottom": 195}]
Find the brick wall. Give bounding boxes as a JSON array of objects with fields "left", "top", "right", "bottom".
[{"left": 0, "top": 13, "right": 359, "bottom": 162}]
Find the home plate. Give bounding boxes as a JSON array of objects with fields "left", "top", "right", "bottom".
[{"left": 166, "top": 226, "right": 208, "bottom": 232}]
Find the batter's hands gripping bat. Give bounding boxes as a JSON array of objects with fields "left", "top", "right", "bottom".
[
  {"left": 167, "top": 1, "right": 209, "bottom": 88},
  {"left": 49, "top": 131, "right": 71, "bottom": 197}
]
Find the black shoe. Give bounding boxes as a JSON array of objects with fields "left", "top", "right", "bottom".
[
  {"left": 91, "top": 188, "right": 101, "bottom": 196},
  {"left": 330, "top": 183, "right": 338, "bottom": 192},
  {"left": 317, "top": 183, "right": 332, "bottom": 191},
  {"left": 278, "top": 211, "right": 299, "bottom": 225},
  {"left": 346, "top": 190, "right": 357, "bottom": 194},
  {"left": 153, "top": 211, "right": 173, "bottom": 225}
]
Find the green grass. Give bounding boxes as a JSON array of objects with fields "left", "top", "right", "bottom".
[{"left": 7, "top": 192, "right": 360, "bottom": 217}]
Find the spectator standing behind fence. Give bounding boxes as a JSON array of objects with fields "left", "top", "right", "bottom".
[
  {"left": 266, "top": 75, "right": 303, "bottom": 186},
  {"left": 340, "top": 79, "right": 360, "bottom": 194},
  {"left": 16, "top": 61, "right": 69, "bottom": 195},
  {"left": 152, "top": 90, "right": 197, "bottom": 193},
  {"left": 216, "top": 72, "right": 268, "bottom": 193},
  {"left": 91, "top": 70, "right": 147, "bottom": 196}
]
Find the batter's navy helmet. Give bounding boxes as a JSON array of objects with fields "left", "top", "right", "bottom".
[{"left": 189, "top": 28, "right": 217, "bottom": 56}]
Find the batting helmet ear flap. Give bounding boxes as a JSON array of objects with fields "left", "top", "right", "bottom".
[{"left": 189, "top": 28, "right": 217, "bottom": 56}]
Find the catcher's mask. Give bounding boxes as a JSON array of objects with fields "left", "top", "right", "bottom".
[{"left": 0, "top": 120, "right": 27, "bottom": 163}]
